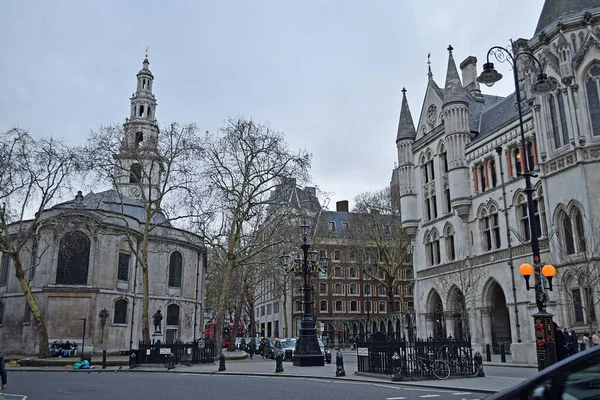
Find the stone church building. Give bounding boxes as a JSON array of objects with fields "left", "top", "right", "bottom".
[
  {"left": 391, "top": 0, "right": 600, "bottom": 363},
  {"left": 0, "top": 57, "right": 206, "bottom": 355}
]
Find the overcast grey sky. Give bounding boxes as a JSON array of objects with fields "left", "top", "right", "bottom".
[{"left": 0, "top": 0, "right": 545, "bottom": 209}]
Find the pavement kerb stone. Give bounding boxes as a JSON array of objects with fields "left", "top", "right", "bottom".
[
  {"left": 484, "top": 362, "right": 537, "bottom": 369},
  {"left": 7, "top": 367, "right": 497, "bottom": 394}
]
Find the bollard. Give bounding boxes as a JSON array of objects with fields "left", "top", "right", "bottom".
[
  {"left": 129, "top": 351, "right": 137, "bottom": 369},
  {"left": 102, "top": 350, "right": 107, "bottom": 370},
  {"left": 284, "top": 349, "right": 293, "bottom": 362},
  {"left": 275, "top": 353, "right": 284, "bottom": 373},
  {"left": 336, "top": 350, "right": 346, "bottom": 377},
  {"left": 485, "top": 344, "right": 491, "bottom": 362},
  {"left": 391, "top": 351, "right": 401, "bottom": 381},
  {"left": 218, "top": 354, "right": 226, "bottom": 371},
  {"left": 474, "top": 351, "right": 485, "bottom": 377},
  {"left": 500, "top": 344, "right": 506, "bottom": 363},
  {"left": 167, "top": 353, "right": 175, "bottom": 370}
]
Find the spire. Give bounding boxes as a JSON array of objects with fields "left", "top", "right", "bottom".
[
  {"left": 427, "top": 53, "right": 433, "bottom": 80},
  {"left": 396, "top": 88, "right": 417, "bottom": 142},
  {"left": 443, "top": 45, "right": 468, "bottom": 105}
]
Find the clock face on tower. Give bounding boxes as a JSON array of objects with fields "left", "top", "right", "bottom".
[{"left": 128, "top": 186, "right": 141, "bottom": 198}]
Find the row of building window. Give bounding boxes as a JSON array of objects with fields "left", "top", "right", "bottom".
[
  {"left": 257, "top": 302, "right": 280, "bottom": 317},
  {"left": 0, "top": 232, "right": 186, "bottom": 290},
  {"left": 327, "top": 221, "right": 392, "bottom": 235},
  {"left": 294, "top": 299, "right": 415, "bottom": 313},
  {"left": 317, "top": 282, "right": 414, "bottom": 296}
]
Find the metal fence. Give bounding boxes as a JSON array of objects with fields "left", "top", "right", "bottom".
[
  {"left": 135, "top": 340, "right": 216, "bottom": 366},
  {"left": 356, "top": 337, "right": 480, "bottom": 379}
]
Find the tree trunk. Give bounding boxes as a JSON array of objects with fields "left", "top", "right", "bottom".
[
  {"left": 13, "top": 254, "right": 50, "bottom": 358},
  {"left": 215, "top": 262, "right": 235, "bottom": 356},
  {"left": 228, "top": 296, "right": 244, "bottom": 352}
]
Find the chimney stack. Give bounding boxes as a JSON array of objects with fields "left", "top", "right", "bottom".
[
  {"left": 336, "top": 200, "right": 349, "bottom": 212},
  {"left": 460, "top": 56, "right": 483, "bottom": 102}
]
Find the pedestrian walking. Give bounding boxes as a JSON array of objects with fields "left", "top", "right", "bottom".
[
  {"left": 568, "top": 328, "right": 579, "bottom": 356},
  {"left": 248, "top": 338, "right": 255, "bottom": 360},
  {"left": 0, "top": 351, "right": 7, "bottom": 390},
  {"left": 592, "top": 330, "right": 600, "bottom": 346},
  {"left": 554, "top": 323, "right": 567, "bottom": 361},
  {"left": 583, "top": 330, "right": 591, "bottom": 350}
]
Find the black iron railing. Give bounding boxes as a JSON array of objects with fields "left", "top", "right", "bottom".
[
  {"left": 136, "top": 340, "right": 216, "bottom": 365},
  {"left": 356, "top": 337, "right": 480, "bottom": 379}
]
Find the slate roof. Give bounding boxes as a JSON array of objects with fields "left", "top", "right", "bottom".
[
  {"left": 396, "top": 90, "right": 417, "bottom": 141},
  {"left": 314, "top": 210, "right": 352, "bottom": 239},
  {"left": 51, "top": 189, "right": 169, "bottom": 225},
  {"left": 267, "top": 184, "right": 322, "bottom": 215},
  {"left": 534, "top": 0, "right": 600, "bottom": 34}
]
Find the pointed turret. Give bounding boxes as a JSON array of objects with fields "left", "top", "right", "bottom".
[
  {"left": 443, "top": 45, "right": 468, "bottom": 106},
  {"left": 396, "top": 88, "right": 417, "bottom": 142}
]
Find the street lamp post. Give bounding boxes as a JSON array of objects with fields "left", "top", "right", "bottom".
[
  {"left": 99, "top": 308, "right": 109, "bottom": 344},
  {"left": 79, "top": 317, "right": 87, "bottom": 361},
  {"left": 281, "top": 220, "right": 329, "bottom": 367},
  {"left": 477, "top": 42, "right": 558, "bottom": 371},
  {"left": 362, "top": 264, "right": 372, "bottom": 340}
]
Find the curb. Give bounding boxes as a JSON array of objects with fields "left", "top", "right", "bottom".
[
  {"left": 484, "top": 362, "right": 537, "bottom": 369},
  {"left": 7, "top": 367, "right": 497, "bottom": 393}
]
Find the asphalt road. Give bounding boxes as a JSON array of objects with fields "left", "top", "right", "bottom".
[{"left": 4, "top": 372, "right": 488, "bottom": 400}]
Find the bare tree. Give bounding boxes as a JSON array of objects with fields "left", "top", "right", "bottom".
[
  {"left": 552, "top": 215, "right": 600, "bottom": 334},
  {"left": 84, "top": 122, "right": 203, "bottom": 342},
  {"left": 346, "top": 188, "right": 412, "bottom": 318},
  {"left": 194, "top": 117, "right": 311, "bottom": 354},
  {"left": 0, "top": 128, "right": 80, "bottom": 357}
]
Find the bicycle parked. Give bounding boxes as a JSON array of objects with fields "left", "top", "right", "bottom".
[
  {"left": 407, "top": 354, "right": 451, "bottom": 380},
  {"left": 437, "top": 343, "right": 481, "bottom": 377}
]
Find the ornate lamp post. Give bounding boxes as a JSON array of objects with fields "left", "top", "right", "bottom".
[
  {"left": 477, "top": 42, "right": 558, "bottom": 371},
  {"left": 362, "top": 264, "right": 372, "bottom": 340},
  {"left": 281, "top": 220, "right": 329, "bottom": 366}
]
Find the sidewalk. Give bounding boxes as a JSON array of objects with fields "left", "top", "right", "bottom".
[{"left": 7, "top": 352, "right": 527, "bottom": 394}]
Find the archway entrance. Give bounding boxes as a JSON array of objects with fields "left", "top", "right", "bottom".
[
  {"left": 487, "top": 281, "right": 512, "bottom": 354},
  {"left": 428, "top": 291, "right": 445, "bottom": 339}
]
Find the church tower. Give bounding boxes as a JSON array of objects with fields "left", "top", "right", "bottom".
[
  {"left": 442, "top": 46, "right": 472, "bottom": 220},
  {"left": 393, "top": 88, "right": 419, "bottom": 237},
  {"left": 114, "top": 51, "right": 162, "bottom": 200}
]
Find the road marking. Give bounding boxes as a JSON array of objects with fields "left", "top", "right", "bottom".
[
  {"left": 374, "top": 384, "right": 402, "bottom": 390},
  {"left": 385, "top": 397, "right": 407, "bottom": 399},
  {"left": 404, "top": 388, "right": 453, "bottom": 393},
  {"left": 419, "top": 395, "right": 440, "bottom": 398},
  {"left": 306, "top": 378, "right": 332, "bottom": 383},
  {"left": 0, "top": 395, "right": 28, "bottom": 400},
  {"left": 452, "top": 393, "right": 471, "bottom": 396}
]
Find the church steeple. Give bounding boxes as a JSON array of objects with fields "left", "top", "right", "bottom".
[
  {"left": 443, "top": 45, "right": 468, "bottom": 106},
  {"left": 396, "top": 88, "right": 417, "bottom": 142},
  {"left": 114, "top": 52, "right": 161, "bottom": 200}
]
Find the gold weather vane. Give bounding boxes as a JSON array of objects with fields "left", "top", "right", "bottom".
[{"left": 145, "top": 46, "right": 149, "bottom": 58}]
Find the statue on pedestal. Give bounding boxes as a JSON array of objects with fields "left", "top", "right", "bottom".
[{"left": 153, "top": 310, "right": 163, "bottom": 333}]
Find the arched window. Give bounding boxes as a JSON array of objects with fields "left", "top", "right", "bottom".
[
  {"left": 349, "top": 283, "right": 358, "bottom": 295},
  {"left": 379, "top": 301, "right": 386, "bottom": 313},
  {"left": 129, "top": 163, "right": 142, "bottom": 184},
  {"left": 350, "top": 300, "right": 358, "bottom": 312},
  {"left": 517, "top": 194, "right": 530, "bottom": 241},
  {"left": 444, "top": 184, "right": 451, "bottom": 214},
  {"left": 320, "top": 300, "right": 328, "bottom": 312},
  {"left": 113, "top": 299, "right": 128, "bottom": 324},
  {"left": 574, "top": 209, "right": 586, "bottom": 253},
  {"left": 405, "top": 269, "right": 413, "bottom": 280},
  {"left": 513, "top": 148, "right": 523, "bottom": 177},
  {"left": 585, "top": 66, "right": 600, "bottom": 136},
  {"left": 431, "top": 190, "right": 438, "bottom": 219},
  {"left": 489, "top": 159, "right": 498, "bottom": 187},
  {"left": 166, "top": 304, "right": 180, "bottom": 326},
  {"left": 478, "top": 164, "right": 487, "bottom": 192},
  {"left": 425, "top": 233, "right": 433, "bottom": 266},
  {"left": 348, "top": 267, "right": 357, "bottom": 278},
  {"left": 334, "top": 266, "right": 343, "bottom": 278},
  {"left": 548, "top": 91, "right": 570, "bottom": 148},
  {"left": 534, "top": 186, "right": 547, "bottom": 238},
  {"left": 481, "top": 206, "right": 501, "bottom": 251},
  {"left": 560, "top": 210, "right": 575, "bottom": 255},
  {"left": 139, "top": 105, "right": 145, "bottom": 117},
  {"left": 333, "top": 250, "right": 341, "bottom": 261},
  {"left": 319, "top": 282, "right": 327, "bottom": 294},
  {"left": 56, "top": 231, "right": 90, "bottom": 285},
  {"left": 334, "top": 300, "right": 343, "bottom": 312},
  {"left": 432, "top": 231, "right": 440, "bottom": 265},
  {"left": 168, "top": 251, "right": 183, "bottom": 288},
  {"left": 364, "top": 283, "right": 371, "bottom": 296},
  {"left": 445, "top": 225, "right": 456, "bottom": 261}
]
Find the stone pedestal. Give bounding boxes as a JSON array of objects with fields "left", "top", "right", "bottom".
[
  {"left": 152, "top": 331, "right": 164, "bottom": 342},
  {"left": 293, "top": 319, "right": 324, "bottom": 367}
]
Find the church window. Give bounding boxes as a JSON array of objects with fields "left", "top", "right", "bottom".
[
  {"left": 139, "top": 105, "right": 144, "bottom": 117},
  {"left": 56, "top": 231, "right": 90, "bottom": 285},
  {"left": 129, "top": 163, "right": 142, "bottom": 184},
  {"left": 431, "top": 231, "right": 440, "bottom": 265},
  {"left": 560, "top": 210, "right": 575, "bottom": 255},
  {"left": 490, "top": 206, "right": 501, "bottom": 249},
  {"left": 166, "top": 304, "right": 180, "bottom": 326},
  {"left": 431, "top": 193, "right": 438, "bottom": 218},
  {"left": 444, "top": 185, "right": 451, "bottom": 214},
  {"left": 574, "top": 209, "right": 586, "bottom": 253},
  {"left": 478, "top": 164, "right": 487, "bottom": 192},
  {"left": 425, "top": 233, "right": 433, "bottom": 266},
  {"left": 480, "top": 206, "right": 500, "bottom": 251},
  {"left": 586, "top": 66, "right": 600, "bottom": 136},
  {"left": 556, "top": 206, "right": 587, "bottom": 256},
  {"left": 445, "top": 225, "right": 456, "bottom": 261},
  {"left": 117, "top": 252, "right": 130, "bottom": 282},
  {"left": 441, "top": 148, "right": 448, "bottom": 173},
  {"left": 168, "top": 251, "right": 183, "bottom": 288},
  {"left": 428, "top": 160, "right": 435, "bottom": 181},
  {"left": 424, "top": 198, "right": 431, "bottom": 221},
  {"left": 548, "top": 92, "right": 570, "bottom": 148},
  {"left": 135, "top": 132, "right": 143, "bottom": 148},
  {"left": 0, "top": 252, "right": 9, "bottom": 286},
  {"left": 113, "top": 299, "right": 128, "bottom": 324}
]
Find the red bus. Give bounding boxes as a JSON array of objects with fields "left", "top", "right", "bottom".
[{"left": 205, "top": 322, "right": 245, "bottom": 347}]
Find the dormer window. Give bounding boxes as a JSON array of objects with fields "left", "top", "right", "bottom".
[{"left": 329, "top": 222, "right": 336, "bottom": 232}]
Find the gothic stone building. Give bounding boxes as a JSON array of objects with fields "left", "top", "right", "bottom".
[
  {"left": 391, "top": 0, "right": 600, "bottom": 363},
  {"left": 0, "top": 58, "right": 206, "bottom": 355}
]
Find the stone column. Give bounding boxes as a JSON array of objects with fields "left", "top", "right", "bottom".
[
  {"left": 444, "top": 312, "right": 455, "bottom": 339},
  {"left": 480, "top": 307, "right": 493, "bottom": 348}
]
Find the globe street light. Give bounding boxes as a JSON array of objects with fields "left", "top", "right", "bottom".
[
  {"left": 281, "top": 220, "right": 329, "bottom": 366},
  {"left": 478, "top": 41, "right": 558, "bottom": 371}
]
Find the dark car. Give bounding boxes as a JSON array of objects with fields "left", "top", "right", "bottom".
[{"left": 485, "top": 345, "right": 600, "bottom": 399}]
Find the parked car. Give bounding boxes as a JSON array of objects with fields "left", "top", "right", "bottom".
[
  {"left": 319, "top": 340, "right": 332, "bottom": 364},
  {"left": 259, "top": 338, "right": 276, "bottom": 359},
  {"left": 274, "top": 338, "right": 296, "bottom": 359},
  {"left": 485, "top": 345, "right": 600, "bottom": 399}
]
